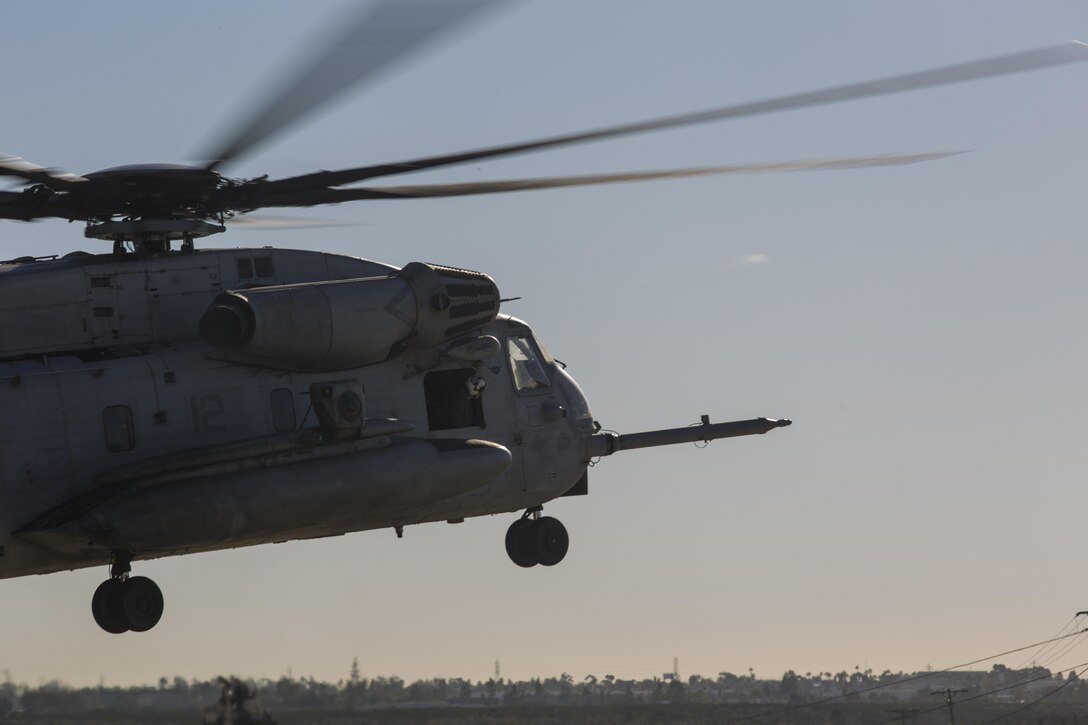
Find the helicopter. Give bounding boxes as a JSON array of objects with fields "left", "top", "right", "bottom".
[{"left": 1, "top": 1, "right": 1085, "bottom": 635}]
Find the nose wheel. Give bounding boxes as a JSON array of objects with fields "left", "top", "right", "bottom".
[
  {"left": 505, "top": 509, "right": 569, "bottom": 568},
  {"left": 91, "top": 551, "right": 164, "bottom": 634}
]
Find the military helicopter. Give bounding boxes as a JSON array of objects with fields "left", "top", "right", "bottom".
[{"left": 1, "top": 0, "right": 1085, "bottom": 635}]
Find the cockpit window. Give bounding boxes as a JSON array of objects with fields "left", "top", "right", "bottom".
[
  {"left": 507, "top": 335, "right": 551, "bottom": 393},
  {"left": 532, "top": 333, "right": 556, "bottom": 365}
]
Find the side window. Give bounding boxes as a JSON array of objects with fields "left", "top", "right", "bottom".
[
  {"left": 424, "top": 368, "right": 486, "bottom": 431},
  {"left": 506, "top": 336, "right": 550, "bottom": 394},
  {"left": 237, "top": 256, "right": 275, "bottom": 281},
  {"left": 253, "top": 256, "right": 275, "bottom": 278},
  {"left": 270, "top": 388, "right": 296, "bottom": 432},
  {"left": 103, "top": 405, "right": 135, "bottom": 452}
]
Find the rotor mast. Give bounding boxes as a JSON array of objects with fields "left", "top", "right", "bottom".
[{"left": 85, "top": 218, "right": 226, "bottom": 255}]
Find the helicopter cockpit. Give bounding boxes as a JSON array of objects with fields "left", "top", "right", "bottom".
[
  {"left": 506, "top": 334, "right": 551, "bottom": 393},
  {"left": 493, "top": 316, "right": 596, "bottom": 440}
]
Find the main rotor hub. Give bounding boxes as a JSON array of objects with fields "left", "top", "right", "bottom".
[{"left": 83, "top": 219, "right": 226, "bottom": 243}]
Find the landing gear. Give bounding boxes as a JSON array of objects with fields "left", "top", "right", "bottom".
[
  {"left": 532, "top": 516, "right": 569, "bottom": 566},
  {"left": 91, "top": 551, "right": 164, "bottom": 634},
  {"left": 91, "top": 579, "right": 128, "bottom": 634},
  {"left": 505, "top": 508, "right": 569, "bottom": 568},
  {"left": 505, "top": 518, "right": 538, "bottom": 567}
]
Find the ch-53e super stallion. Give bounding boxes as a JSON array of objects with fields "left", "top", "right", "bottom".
[{"left": 1, "top": 1, "right": 1084, "bottom": 634}]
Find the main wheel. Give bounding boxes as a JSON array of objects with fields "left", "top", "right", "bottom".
[
  {"left": 531, "top": 516, "right": 569, "bottom": 567},
  {"left": 119, "top": 576, "right": 164, "bottom": 632},
  {"left": 505, "top": 518, "right": 539, "bottom": 568},
  {"left": 92, "top": 579, "right": 128, "bottom": 634}
]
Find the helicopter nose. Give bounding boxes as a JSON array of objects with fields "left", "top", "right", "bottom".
[{"left": 553, "top": 366, "right": 594, "bottom": 433}]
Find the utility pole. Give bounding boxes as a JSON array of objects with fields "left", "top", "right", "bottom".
[{"left": 931, "top": 687, "right": 968, "bottom": 725}]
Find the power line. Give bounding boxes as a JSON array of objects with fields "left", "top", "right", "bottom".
[
  {"left": 1014, "top": 613, "right": 1083, "bottom": 669},
  {"left": 723, "top": 630, "right": 1088, "bottom": 725},
  {"left": 955, "top": 665, "right": 1075, "bottom": 707},
  {"left": 871, "top": 661, "right": 1088, "bottom": 725},
  {"left": 1036, "top": 628, "right": 1088, "bottom": 670},
  {"left": 940, "top": 628, "right": 1088, "bottom": 672},
  {"left": 972, "top": 664, "right": 1088, "bottom": 725}
]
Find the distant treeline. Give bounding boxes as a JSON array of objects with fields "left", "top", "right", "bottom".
[{"left": 1, "top": 663, "right": 1087, "bottom": 724}]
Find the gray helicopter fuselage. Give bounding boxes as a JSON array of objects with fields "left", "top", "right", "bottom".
[{"left": 0, "top": 247, "right": 593, "bottom": 579}]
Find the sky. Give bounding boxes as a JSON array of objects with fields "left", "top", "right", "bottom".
[{"left": 1, "top": 0, "right": 1088, "bottom": 688}]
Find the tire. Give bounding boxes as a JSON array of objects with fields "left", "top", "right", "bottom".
[
  {"left": 531, "top": 516, "right": 569, "bottom": 567},
  {"left": 119, "top": 576, "right": 164, "bottom": 632},
  {"left": 505, "top": 518, "right": 539, "bottom": 568},
  {"left": 92, "top": 579, "right": 129, "bottom": 634}
]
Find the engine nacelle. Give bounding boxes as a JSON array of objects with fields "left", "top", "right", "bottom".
[{"left": 199, "top": 262, "right": 499, "bottom": 371}]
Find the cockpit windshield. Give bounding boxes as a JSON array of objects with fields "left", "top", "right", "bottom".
[
  {"left": 531, "top": 332, "right": 556, "bottom": 366},
  {"left": 506, "top": 335, "right": 551, "bottom": 393}
]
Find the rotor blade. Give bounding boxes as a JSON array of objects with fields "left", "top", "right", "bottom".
[
  {"left": 199, "top": 0, "right": 499, "bottom": 171},
  {"left": 0, "top": 154, "right": 86, "bottom": 189},
  {"left": 227, "top": 213, "right": 362, "bottom": 230},
  {"left": 250, "top": 40, "right": 1088, "bottom": 192},
  {"left": 0, "top": 189, "right": 46, "bottom": 220},
  {"left": 253, "top": 152, "right": 962, "bottom": 206}
]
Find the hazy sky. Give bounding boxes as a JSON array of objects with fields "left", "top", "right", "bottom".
[{"left": 2, "top": 0, "right": 1088, "bottom": 688}]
